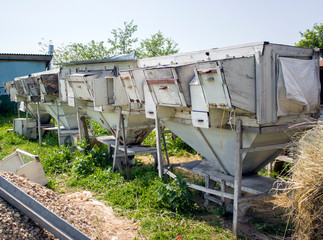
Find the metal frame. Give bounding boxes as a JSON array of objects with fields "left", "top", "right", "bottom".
[
  {"left": 233, "top": 119, "right": 290, "bottom": 235},
  {"left": 162, "top": 118, "right": 291, "bottom": 236}
]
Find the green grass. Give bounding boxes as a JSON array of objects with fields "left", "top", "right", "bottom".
[
  {"left": 142, "top": 129, "right": 196, "bottom": 157},
  {"left": 0, "top": 112, "right": 235, "bottom": 240},
  {"left": 248, "top": 216, "right": 292, "bottom": 237}
]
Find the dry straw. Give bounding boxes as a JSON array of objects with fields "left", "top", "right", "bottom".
[{"left": 278, "top": 124, "right": 322, "bottom": 240}]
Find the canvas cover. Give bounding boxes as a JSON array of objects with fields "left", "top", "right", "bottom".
[{"left": 277, "top": 57, "right": 320, "bottom": 116}]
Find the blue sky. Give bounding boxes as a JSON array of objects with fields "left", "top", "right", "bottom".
[{"left": 1, "top": 0, "right": 322, "bottom": 54}]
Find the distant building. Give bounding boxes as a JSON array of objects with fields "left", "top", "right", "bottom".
[{"left": 0, "top": 53, "right": 52, "bottom": 112}]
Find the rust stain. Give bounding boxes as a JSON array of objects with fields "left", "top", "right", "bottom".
[
  {"left": 209, "top": 103, "right": 217, "bottom": 108},
  {"left": 146, "top": 79, "right": 175, "bottom": 84},
  {"left": 121, "top": 75, "right": 130, "bottom": 80},
  {"left": 197, "top": 68, "right": 217, "bottom": 74}
]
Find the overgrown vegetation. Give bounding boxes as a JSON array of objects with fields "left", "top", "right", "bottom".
[{"left": 0, "top": 113, "right": 234, "bottom": 239}]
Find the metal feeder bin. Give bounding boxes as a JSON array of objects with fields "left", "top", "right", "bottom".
[
  {"left": 67, "top": 69, "right": 155, "bottom": 143},
  {"left": 9, "top": 76, "right": 52, "bottom": 124},
  {"left": 64, "top": 55, "right": 156, "bottom": 174},
  {"left": 36, "top": 69, "right": 79, "bottom": 131},
  {"left": 142, "top": 42, "right": 320, "bottom": 176},
  {"left": 4, "top": 75, "right": 52, "bottom": 139},
  {"left": 64, "top": 55, "right": 154, "bottom": 144},
  {"left": 139, "top": 42, "right": 320, "bottom": 235}
]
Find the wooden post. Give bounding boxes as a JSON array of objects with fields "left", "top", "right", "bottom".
[
  {"left": 233, "top": 119, "right": 243, "bottom": 236},
  {"left": 56, "top": 101, "right": 61, "bottom": 146},
  {"left": 37, "top": 102, "right": 42, "bottom": 146},
  {"left": 155, "top": 109, "right": 163, "bottom": 178},
  {"left": 80, "top": 116, "right": 90, "bottom": 144}
]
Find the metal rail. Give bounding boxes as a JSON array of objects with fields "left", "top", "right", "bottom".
[{"left": 0, "top": 175, "right": 91, "bottom": 240}]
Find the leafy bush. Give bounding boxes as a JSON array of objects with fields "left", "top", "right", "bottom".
[
  {"left": 72, "top": 154, "right": 96, "bottom": 176},
  {"left": 42, "top": 147, "right": 73, "bottom": 174},
  {"left": 154, "top": 176, "right": 194, "bottom": 213},
  {"left": 90, "top": 120, "right": 110, "bottom": 136},
  {"left": 72, "top": 145, "right": 111, "bottom": 177}
]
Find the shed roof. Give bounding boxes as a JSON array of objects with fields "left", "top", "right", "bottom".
[
  {"left": 0, "top": 53, "right": 52, "bottom": 62},
  {"left": 59, "top": 52, "right": 136, "bottom": 66}
]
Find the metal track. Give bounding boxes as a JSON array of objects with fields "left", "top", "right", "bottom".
[{"left": 0, "top": 175, "right": 91, "bottom": 240}]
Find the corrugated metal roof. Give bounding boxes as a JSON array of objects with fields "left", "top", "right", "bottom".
[
  {"left": 59, "top": 52, "right": 136, "bottom": 66},
  {"left": 0, "top": 53, "right": 52, "bottom": 62}
]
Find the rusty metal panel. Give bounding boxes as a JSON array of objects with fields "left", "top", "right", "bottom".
[
  {"left": 38, "top": 74, "right": 59, "bottom": 97},
  {"left": 14, "top": 79, "right": 25, "bottom": 96}
]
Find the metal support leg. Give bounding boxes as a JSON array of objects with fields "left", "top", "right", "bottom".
[
  {"left": 155, "top": 110, "right": 163, "bottom": 178},
  {"left": 17, "top": 102, "right": 20, "bottom": 118},
  {"left": 267, "top": 162, "right": 273, "bottom": 174},
  {"left": 37, "top": 102, "right": 42, "bottom": 146},
  {"left": 56, "top": 101, "right": 61, "bottom": 146},
  {"left": 120, "top": 114, "right": 130, "bottom": 180},
  {"left": 25, "top": 102, "right": 29, "bottom": 124},
  {"left": 89, "top": 119, "right": 93, "bottom": 133},
  {"left": 113, "top": 110, "right": 123, "bottom": 172},
  {"left": 221, "top": 180, "right": 231, "bottom": 206},
  {"left": 76, "top": 107, "right": 84, "bottom": 141},
  {"left": 161, "top": 127, "right": 170, "bottom": 166},
  {"left": 204, "top": 175, "right": 211, "bottom": 207},
  {"left": 203, "top": 175, "right": 216, "bottom": 207},
  {"left": 25, "top": 102, "right": 29, "bottom": 137},
  {"left": 233, "top": 119, "right": 243, "bottom": 236}
]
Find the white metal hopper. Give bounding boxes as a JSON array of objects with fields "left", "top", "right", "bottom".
[
  {"left": 140, "top": 42, "right": 321, "bottom": 176},
  {"left": 8, "top": 76, "right": 51, "bottom": 124},
  {"left": 35, "top": 69, "right": 79, "bottom": 130},
  {"left": 64, "top": 55, "right": 154, "bottom": 145}
]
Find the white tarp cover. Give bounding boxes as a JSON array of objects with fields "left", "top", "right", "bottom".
[{"left": 277, "top": 57, "right": 320, "bottom": 116}]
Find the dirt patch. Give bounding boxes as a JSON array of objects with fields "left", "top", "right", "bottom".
[
  {"left": 136, "top": 153, "right": 201, "bottom": 165},
  {"left": 0, "top": 172, "right": 139, "bottom": 240}
]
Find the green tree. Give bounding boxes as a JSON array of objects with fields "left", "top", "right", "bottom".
[
  {"left": 50, "top": 20, "right": 180, "bottom": 64},
  {"left": 53, "top": 40, "right": 109, "bottom": 64},
  {"left": 107, "top": 20, "right": 138, "bottom": 55},
  {"left": 296, "top": 23, "right": 323, "bottom": 49},
  {"left": 136, "top": 31, "right": 179, "bottom": 58}
]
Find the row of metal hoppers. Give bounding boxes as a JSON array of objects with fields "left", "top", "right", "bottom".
[{"left": 3, "top": 42, "right": 321, "bottom": 235}]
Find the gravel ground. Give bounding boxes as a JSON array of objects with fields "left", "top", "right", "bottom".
[{"left": 0, "top": 172, "right": 138, "bottom": 240}]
